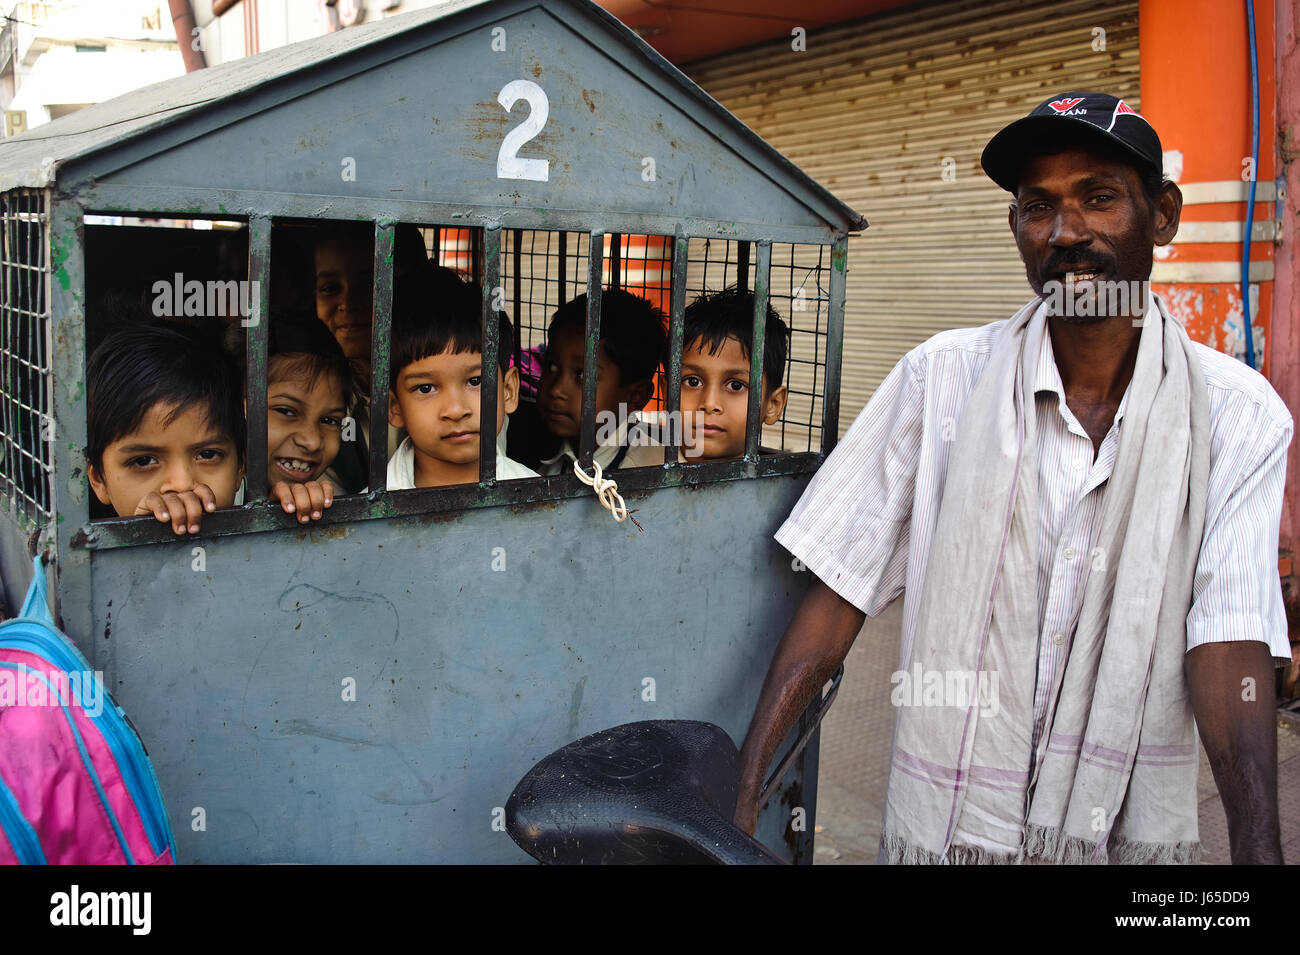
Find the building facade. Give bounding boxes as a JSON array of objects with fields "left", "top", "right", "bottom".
[{"left": 0, "top": 1, "right": 183, "bottom": 132}]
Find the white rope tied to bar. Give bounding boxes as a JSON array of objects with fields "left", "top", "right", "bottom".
[
  {"left": 571, "top": 458, "right": 642, "bottom": 530},
  {"left": 572, "top": 458, "right": 627, "bottom": 521}
]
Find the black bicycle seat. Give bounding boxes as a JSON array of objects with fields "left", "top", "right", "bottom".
[{"left": 505, "top": 720, "right": 785, "bottom": 864}]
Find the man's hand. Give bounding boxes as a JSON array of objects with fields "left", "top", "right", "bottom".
[
  {"left": 734, "top": 575, "right": 866, "bottom": 835},
  {"left": 133, "top": 486, "right": 218, "bottom": 536},
  {"left": 1186, "top": 641, "right": 1283, "bottom": 864},
  {"left": 271, "top": 479, "right": 335, "bottom": 523}
]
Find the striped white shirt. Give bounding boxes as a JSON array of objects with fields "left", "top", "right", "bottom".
[{"left": 776, "top": 299, "right": 1293, "bottom": 736}]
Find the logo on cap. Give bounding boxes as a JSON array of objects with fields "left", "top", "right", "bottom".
[{"left": 1048, "top": 97, "right": 1086, "bottom": 113}]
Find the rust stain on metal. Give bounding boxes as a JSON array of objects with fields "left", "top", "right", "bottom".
[
  {"left": 417, "top": 510, "right": 460, "bottom": 525},
  {"left": 294, "top": 524, "right": 353, "bottom": 543},
  {"left": 582, "top": 89, "right": 597, "bottom": 113},
  {"left": 509, "top": 498, "right": 560, "bottom": 516}
]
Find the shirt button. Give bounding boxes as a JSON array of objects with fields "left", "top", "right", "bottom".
[
  {"left": 1063, "top": 547, "right": 1076, "bottom": 560},
  {"left": 1073, "top": 458, "right": 1086, "bottom": 470},
  {"left": 1052, "top": 632, "right": 1066, "bottom": 646}
]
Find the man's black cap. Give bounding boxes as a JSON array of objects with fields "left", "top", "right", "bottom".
[{"left": 980, "top": 91, "right": 1163, "bottom": 193}]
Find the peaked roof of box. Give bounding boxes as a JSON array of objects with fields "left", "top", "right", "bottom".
[{"left": 0, "top": 0, "right": 866, "bottom": 233}]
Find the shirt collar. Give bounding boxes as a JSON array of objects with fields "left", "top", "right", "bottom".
[
  {"left": 539, "top": 412, "right": 644, "bottom": 470},
  {"left": 1032, "top": 295, "right": 1159, "bottom": 425}
]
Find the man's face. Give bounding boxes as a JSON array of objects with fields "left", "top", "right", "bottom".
[
  {"left": 315, "top": 236, "right": 373, "bottom": 361},
  {"left": 388, "top": 350, "right": 519, "bottom": 472},
  {"left": 1008, "top": 146, "right": 1179, "bottom": 321}
]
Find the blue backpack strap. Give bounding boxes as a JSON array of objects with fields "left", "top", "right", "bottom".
[{"left": 19, "top": 554, "right": 53, "bottom": 626}]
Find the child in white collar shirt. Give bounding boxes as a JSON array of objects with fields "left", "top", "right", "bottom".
[
  {"left": 386, "top": 265, "right": 538, "bottom": 489},
  {"left": 531, "top": 289, "right": 667, "bottom": 475}
]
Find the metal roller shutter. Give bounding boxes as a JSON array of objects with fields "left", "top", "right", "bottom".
[{"left": 688, "top": 0, "right": 1141, "bottom": 429}]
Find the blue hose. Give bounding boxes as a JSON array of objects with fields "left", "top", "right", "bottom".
[{"left": 1242, "top": 0, "right": 1260, "bottom": 369}]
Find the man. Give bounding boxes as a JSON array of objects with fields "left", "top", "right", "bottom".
[{"left": 735, "top": 92, "right": 1292, "bottom": 864}]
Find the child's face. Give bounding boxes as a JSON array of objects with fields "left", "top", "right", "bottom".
[
  {"left": 267, "top": 364, "right": 347, "bottom": 488},
  {"left": 537, "top": 324, "right": 650, "bottom": 439},
  {"left": 682, "top": 336, "right": 788, "bottom": 460},
  {"left": 88, "top": 402, "right": 243, "bottom": 516},
  {"left": 315, "top": 236, "right": 373, "bottom": 362},
  {"left": 388, "top": 350, "right": 520, "bottom": 474}
]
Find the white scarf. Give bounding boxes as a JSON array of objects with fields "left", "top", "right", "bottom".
[{"left": 881, "top": 295, "right": 1210, "bottom": 864}]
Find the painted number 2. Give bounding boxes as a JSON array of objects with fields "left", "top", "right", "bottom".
[{"left": 497, "top": 79, "right": 549, "bottom": 182}]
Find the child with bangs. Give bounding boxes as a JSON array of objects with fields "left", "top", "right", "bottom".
[
  {"left": 266, "top": 312, "right": 356, "bottom": 521},
  {"left": 87, "top": 321, "right": 245, "bottom": 536},
  {"left": 387, "top": 265, "right": 538, "bottom": 488}
]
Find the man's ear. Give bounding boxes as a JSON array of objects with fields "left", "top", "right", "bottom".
[
  {"left": 86, "top": 462, "right": 112, "bottom": 507},
  {"left": 762, "top": 384, "right": 788, "bottom": 425},
  {"left": 1153, "top": 181, "right": 1182, "bottom": 246},
  {"left": 622, "top": 378, "right": 654, "bottom": 412},
  {"left": 501, "top": 366, "right": 520, "bottom": 416},
  {"left": 387, "top": 390, "right": 404, "bottom": 429}
]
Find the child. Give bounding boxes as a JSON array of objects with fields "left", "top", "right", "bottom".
[
  {"left": 528, "top": 289, "right": 667, "bottom": 475},
  {"left": 87, "top": 321, "right": 245, "bottom": 536},
  {"left": 680, "top": 287, "right": 789, "bottom": 460},
  {"left": 314, "top": 223, "right": 425, "bottom": 492},
  {"left": 266, "top": 313, "right": 356, "bottom": 522},
  {"left": 387, "top": 265, "right": 539, "bottom": 488}
]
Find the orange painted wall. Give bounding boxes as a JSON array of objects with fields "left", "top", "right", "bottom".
[{"left": 1140, "top": 0, "right": 1276, "bottom": 374}]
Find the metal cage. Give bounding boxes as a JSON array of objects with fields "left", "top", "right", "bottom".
[{"left": 0, "top": 0, "right": 865, "bottom": 863}]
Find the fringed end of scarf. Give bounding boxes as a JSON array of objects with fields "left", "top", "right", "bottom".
[
  {"left": 1023, "top": 823, "right": 1201, "bottom": 865},
  {"left": 881, "top": 825, "right": 1203, "bottom": 865},
  {"left": 879, "top": 828, "right": 1018, "bottom": 865}
]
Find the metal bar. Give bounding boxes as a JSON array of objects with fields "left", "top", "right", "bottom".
[
  {"left": 244, "top": 216, "right": 272, "bottom": 502},
  {"left": 480, "top": 225, "right": 501, "bottom": 484},
  {"left": 76, "top": 184, "right": 841, "bottom": 247},
  {"left": 430, "top": 226, "right": 441, "bottom": 267},
  {"left": 608, "top": 233, "right": 621, "bottom": 289},
  {"left": 822, "top": 235, "right": 848, "bottom": 456},
  {"left": 663, "top": 236, "right": 688, "bottom": 467},
  {"left": 47, "top": 197, "right": 93, "bottom": 656},
  {"left": 558, "top": 230, "right": 567, "bottom": 305},
  {"left": 744, "top": 241, "right": 771, "bottom": 462},
  {"left": 75, "top": 451, "right": 824, "bottom": 550},
  {"left": 368, "top": 219, "right": 395, "bottom": 492},
  {"left": 510, "top": 228, "right": 522, "bottom": 362},
  {"left": 471, "top": 228, "right": 482, "bottom": 285},
  {"left": 578, "top": 232, "right": 603, "bottom": 468},
  {"left": 758, "top": 665, "right": 843, "bottom": 810},
  {"left": 736, "top": 240, "right": 750, "bottom": 293}
]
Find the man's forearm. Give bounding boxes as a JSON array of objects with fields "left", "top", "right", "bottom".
[
  {"left": 1186, "top": 641, "right": 1283, "bottom": 864},
  {"left": 734, "top": 576, "right": 866, "bottom": 832}
]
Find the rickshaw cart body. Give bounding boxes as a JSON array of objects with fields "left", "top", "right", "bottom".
[{"left": 0, "top": 0, "right": 865, "bottom": 863}]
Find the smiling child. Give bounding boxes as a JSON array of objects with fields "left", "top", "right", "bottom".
[{"left": 266, "top": 313, "right": 356, "bottom": 521}]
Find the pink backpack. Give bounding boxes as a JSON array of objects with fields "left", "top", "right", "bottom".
[{"left": 0, "top": 555, "right": 176, "bottom": 864}]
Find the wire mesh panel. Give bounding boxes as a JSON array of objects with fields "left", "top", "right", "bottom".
[
  {"left": 0, "top": 188, "right": 52, "bottom": 525},
  {"left": 771, "top": 243, "right": 829, "bottom": 455},
  {"left": 497, "top": 230, "right": 591, "bottom": 399},
  {"left": 684, "top": 239, "right": 828, "bottom": 454}
]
